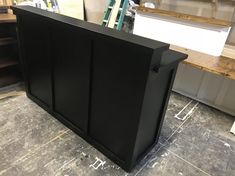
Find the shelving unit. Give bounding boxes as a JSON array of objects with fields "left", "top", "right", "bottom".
[
  {"left": 0, "top": 37, "right": 17, "bottom": 46},
  {"left": 0, "top": 13, "right": 16, "bottom": 23},
  {"left": 0, "top": 57, "right": 18, "bottom": 69},
  {"left": 0, "top": 13, "right": 22, "bottom": 88}
]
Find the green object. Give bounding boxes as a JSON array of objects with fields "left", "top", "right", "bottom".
[{"left": 102, "top": 0, "right": 129, "bottom": 30}]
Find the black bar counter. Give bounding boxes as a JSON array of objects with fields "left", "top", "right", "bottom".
[{"left": 12, "top": 6, "right": 187, "bottom": 172}]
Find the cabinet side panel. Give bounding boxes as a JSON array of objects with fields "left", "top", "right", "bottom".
[
  {"left": 134, "top": 67, "right": 175, "bottom": 161},
  {"left": 90, "top": 39, "right": 151, "bottom": 161}
]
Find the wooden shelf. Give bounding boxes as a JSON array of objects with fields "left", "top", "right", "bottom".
[
  {"left": 0, "top": 12, "right": 21, "bottom": 88},
  {"left": 137, "top": 6, "right": 231, "bottom": 27},
  {"left": 0, "top": 13, "right": 16, "bottom": 23},
  {"left": 170, "top": 45, "right": 235, "bottom": 80},
  {"left": 0, "top": 74, "right": 21, "bottom": 87},
  {"left": 0, "top": 37, "right": 17, "bottom": 46},
  {"left": 0, "top": 57, "right": 18, "bottom": 69}
]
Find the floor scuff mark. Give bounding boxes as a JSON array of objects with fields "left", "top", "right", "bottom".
[
  {"left": 89, "top": 157, "right": 106, "bottom": 170},
  {"left": 174, "top": 101, "right": 199, "bottom": 121},
  {"left": 174, "top": 100, "right": 193, "bottom": 120}
]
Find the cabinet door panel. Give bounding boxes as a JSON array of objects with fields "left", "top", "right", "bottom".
[
  {"left": 89, "top": 39, "right": 150, "bottom": 161},
  {"left": 20, "top": 16, "right": 52, "bottom": 107},
  {"left": 52, "top": 24, "right": 91, "bottom": 132}
]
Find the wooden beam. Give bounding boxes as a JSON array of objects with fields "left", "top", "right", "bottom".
[{"left": 137, "top": 6, "right": 231, "bottom": 27}]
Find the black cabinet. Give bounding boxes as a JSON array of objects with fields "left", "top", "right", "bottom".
[{"left": 12, "top": 6, "right": 187, "bottom": 172}]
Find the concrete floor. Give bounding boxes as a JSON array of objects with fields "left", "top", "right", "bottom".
[{"left": 0, "top": 86, "right": 234, "bottom": 176}]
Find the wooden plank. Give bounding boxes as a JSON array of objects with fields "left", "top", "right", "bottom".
[
  {"left": 0, "top": 37, "right": 16, "bottom": 46},
  {"left": 0, "top": 57, "right": 18, "bottom": 69},
  {"left": 170, "top": 45, "right": 235, "bottom": 80},
  {"left": 0, "top": 13, "right": 16, "bottom": 23},
  {"left": 108, "top": 0, "right": 122, "bottom": 28},
  {"left": 137, "top": 6, "right": 231, "bottom": 27}
]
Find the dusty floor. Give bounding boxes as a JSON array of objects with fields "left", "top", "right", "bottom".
[{"left": 0, "top": 86, "right": 234, "bottom": 176}]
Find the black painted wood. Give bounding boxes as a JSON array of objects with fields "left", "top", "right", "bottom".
[
  {"left": 18, "top": 15, "right": 52, "bottom": 107},
  {"left": 12, "top": 6, "right": 187, "bottom": 172},
  {"left": 51, "top": 23, "right": 91, "bottom": 132}
]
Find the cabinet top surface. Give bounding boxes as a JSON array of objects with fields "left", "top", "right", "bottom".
[
  {"left": 137, "top": 6, "right": 232, "bottom": 27},
  {"left": 11, "top": 6, "right": 169, "bottom": 51}
]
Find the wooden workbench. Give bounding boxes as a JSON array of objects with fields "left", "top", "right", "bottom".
[
  {"left": 171, "top": 45, "right": 235, "bottom": 80},
  {"left": 136, "top": 7, "right": 235, "bottom": 81}
]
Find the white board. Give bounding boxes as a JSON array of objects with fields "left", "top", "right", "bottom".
[
  {"left": 133, "top": 11, "right": 231, "bottom": 56},
  {"left": 57, "top": 0, "right": 84, "bottom": 20}
]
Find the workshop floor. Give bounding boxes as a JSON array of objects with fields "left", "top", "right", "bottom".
[{"left": 0, "top": 86, "right": 234, "bottom": 176}]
